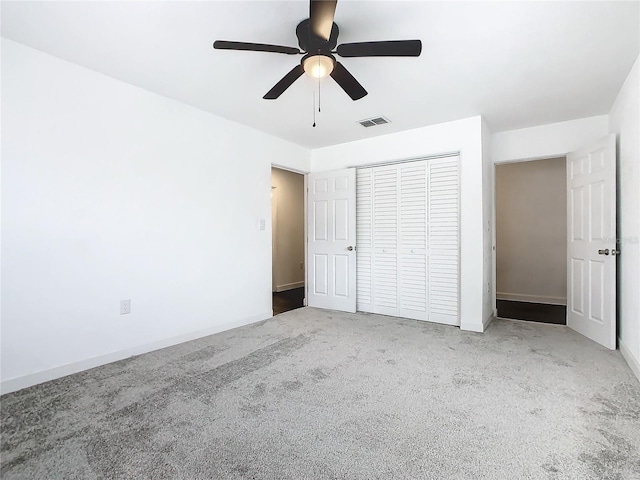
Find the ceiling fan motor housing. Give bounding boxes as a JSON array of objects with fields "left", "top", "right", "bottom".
[{"left": 296, "top": 19, "right": 339, "bottom": 54}]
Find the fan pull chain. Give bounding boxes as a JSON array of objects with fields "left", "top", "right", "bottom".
[
  {"left": 312, "top": 56, "right": 322, "bottom": 127},
  {"left": 318, "top": 56, "right": 321, "bottom": 113}
]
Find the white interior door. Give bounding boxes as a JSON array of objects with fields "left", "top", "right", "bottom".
[
  {"left": 567, "top": 134, "right": 617, "bottom": 349},
  {"left": 307, "top": 168, "right": 357, "bottom": 312}
]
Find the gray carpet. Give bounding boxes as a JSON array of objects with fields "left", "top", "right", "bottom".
[{"left": 2, "top": 308, "right": 639, "bottom": 479}]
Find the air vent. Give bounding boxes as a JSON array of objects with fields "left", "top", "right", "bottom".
[{"left": 358, "top": 116, "right": 391, "bottom": 128}]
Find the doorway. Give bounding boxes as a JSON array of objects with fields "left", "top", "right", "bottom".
[
  {"left": 495, "top": 157, "right": 567, "bottom": 324},
  {"left": 271, "top": 166, "right": 305, "bottom": 315}
]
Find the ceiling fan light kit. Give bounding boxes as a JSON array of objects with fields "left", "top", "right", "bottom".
[
  {"left": 303, "top": 54, "right": 335, "bottom": 79},
  {"left": 214, "top": 0, "right": 422, "bottom": 103}
]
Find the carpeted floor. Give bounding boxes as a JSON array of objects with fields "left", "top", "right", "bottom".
[{"left": 2, "top": 308, "right": 639, "bottom": 479}]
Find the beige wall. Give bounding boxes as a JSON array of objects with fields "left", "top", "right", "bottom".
[
  {"left": 496, "top": 158, "right": 567, "bottom": 304},
  {"left": 271, "top": 167, "right": 305, "bottom": 292}
]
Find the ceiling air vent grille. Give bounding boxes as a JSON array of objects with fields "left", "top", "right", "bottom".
[{"left": 358, "top": 116, "right": 390, "bottom": 128}]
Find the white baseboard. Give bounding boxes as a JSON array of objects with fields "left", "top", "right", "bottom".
[
  {"left": 483, "top": 312, "right": 495, "bottom": 331},
  {"left": 461, "top": 322, "right": 483, "bottom": 333},
  {"left": 461, "top": 323, "right": 484, "bottom": 333},
  {"left": 619, "top": 337, "right": 640, "bottom": 384},
  {"left": 0, "top": 311, "right": 272, "bottom": 395},
  {"left": 461, "top": 312, "right": 494, "bottom": 333},
  {"left": 275, "top": 281, "right": 305, "bottom": 292},
  {"left": 496, "top": 292, "right": 566, "bottom": 305}
]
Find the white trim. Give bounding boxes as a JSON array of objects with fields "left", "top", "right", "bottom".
[
  {"left": 494, "top": 154, "right": 567, "bottom": 165},
  {"left": 461, "top": 312, "right": 494, "bottom": 333},
  {"left": 461, "top": 322, "right": 484, "bottom": 333},
  {"left": 619, "top": 337, "right": 640, "bottom": 384},
  {"left": 275, "top": 281, "right": 305, "bottom": 292},
  {"left": 483, "top": 312, "right": 494, "bottom": 331},
  {"left": 349, "top": 151, "right": 460, "bottom": 170},
  {"left": 492, "top": 155, "right": 570, "bottom": 330},
  {"left": 461, "top": 323, "right": 484, "bottom": 333},
  {"left": 496, "top": 292, "right": 567, "bottom": 305},
  {"left": 271, "top": 163, "right": 309, "bottom": 175},
  {"left": 0, "top": 311, "right": 272, "bottom": 395},
  {"left": 271, "top": 185, "right": 278, "bottom": 293}
]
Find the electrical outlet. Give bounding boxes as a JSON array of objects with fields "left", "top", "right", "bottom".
[
  {"left": 300, "top": 262, "right": 304, "bottom": 270},
  {"left": 120, "top": 299, "right": 131, "bottom": 315},
  {"left": 259, "top": 219, "right": 266, "bottom": 230}
]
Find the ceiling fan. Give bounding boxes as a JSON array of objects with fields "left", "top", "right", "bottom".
[{"left": 213, "top": 0, "right": 422, "bottom": 101}]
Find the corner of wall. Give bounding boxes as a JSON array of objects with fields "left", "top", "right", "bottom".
[
  {"left": 608, "top": 53, "right": 640, "bottom": 380},
  {"left": 481, "top": 118, "right": 495, "bottom": 323}
]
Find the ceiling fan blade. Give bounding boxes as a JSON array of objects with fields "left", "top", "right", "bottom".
[
  {"left": 310, "top": 0, "right": 337, "bottom": 41},
  {"left": 336, "top": 40, "right": 422, "bottom": 57},
  {"left": 263, "top": 65, "right": 305, "bottom": 99},
  {"left": 330, "top": 62, "right": 367, "bottom": 100},
  {"left": 213, "top": 41, "right": 300, "bottom": 55}
]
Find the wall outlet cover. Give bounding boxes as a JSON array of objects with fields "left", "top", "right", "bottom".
[{"left": 120, "top": 299, "right": 131, "bottom": 315}]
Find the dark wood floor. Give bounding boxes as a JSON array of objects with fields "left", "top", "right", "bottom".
[
  {"left": 273, "top": 292, "right": 566, "bottom": 324},
  {"left": 497, "top": 300, "right": 566, "bottom": 325},
  {"left": 272, "top": 287, "right": 305, "bottom": 315}
]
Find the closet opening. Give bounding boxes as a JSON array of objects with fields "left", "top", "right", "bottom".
[
  {"left": 271, "top": 166, "right": 305, "bottom": 315},
  {"left": 495, "top": 157, "right": 567, "bottom": 324}
]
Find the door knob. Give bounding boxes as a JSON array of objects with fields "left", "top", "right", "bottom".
[
  {"left": 347, "top": 246, "right": 354, "bottom": 251},
  {"left": 612, "top": 249, "right": 621, "bottom": 256},
  {"left": 598, "top": 249, "right": 610, "bottom": 255}
]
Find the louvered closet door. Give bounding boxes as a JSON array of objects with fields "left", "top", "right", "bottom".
[
  {"left": 356, "top": 156, "right": 459, "bottom": 324},
  {"left": 356, "top": 168, "right": 374, "bottom": 312},
  {"left": 356, "top": 165, "right": 402, "bottom": 317},
  {"left": 371, "top": 165, "right": 399, "bottom": 316},
  {"left": 427, "top": 157, "right": 459, "bottom": 324},
  {"left": 398, "top": 161, "right": 428, "bottom": 320}
]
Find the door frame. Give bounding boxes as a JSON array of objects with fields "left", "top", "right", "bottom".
[
  {"left": 492, "top": 156, "right": 568, "bottom": 318},
  {"left": 270, "top": 163, "right": 309, "bottom": 314},
  {"left": 491, "top": 149, "right": 618, "bottom": 340}
]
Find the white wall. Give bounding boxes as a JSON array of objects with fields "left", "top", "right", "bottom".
[
  {"left": 495, "top": 158, "right": 567, "bottom": 304},
  {"left": 609, "top": 56, "right": 640, "bottom": 381},
  {"left": 492, "top": 115, "right": 609, "bottom": 163},
  {"left": 311, "top": 116, "right": 487, "bottom": 332},
  {"left": 271, "top": 167, "right": 305, "bottom": 292},
  {"left": 481, "top": 119, "right": 494, "bottom": 326},
  {"left": 1, "top": 40, "right": 310, "bottom": 393}
]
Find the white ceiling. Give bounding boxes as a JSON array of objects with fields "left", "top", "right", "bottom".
[{"left": 2, "top": 1, "right": 638, "bottom": 148}]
